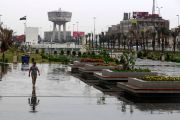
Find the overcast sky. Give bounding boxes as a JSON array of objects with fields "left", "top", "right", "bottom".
[{"left": 0, "top": 0, "right": 180, "bottom": 37}]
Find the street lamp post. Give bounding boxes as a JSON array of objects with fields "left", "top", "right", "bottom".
[
  {"left": 0, "top": 14, "right": 2, "bottom": 26},
  {"left": 156, "top": 6, "right": 163, "bottom": 17},
  {"left": 76, "top": 21, "right": 79, "bottom": 45},
  {"left": 177, "top": 15, "right": 179, "bottom": 27},
  {"left": 93, "top": 17, "right": 96, "bottom": 51},
  {"left": 73, "top": 24, "right": 75, "bottom": 33}
]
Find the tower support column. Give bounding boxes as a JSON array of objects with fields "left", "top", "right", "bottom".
[
  {"left": 58, "top": 25, "right": 61, "bottom": 42},
  {"left": 52, "top": 23, "right": 56, "bottom": 42},
  {"left": 63, "top": 23, "right": 66, "bottom": 41}
]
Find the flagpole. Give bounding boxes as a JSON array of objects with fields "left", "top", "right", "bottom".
[{"left": 24, "top": 16, "right": 27, "bottom": 45}]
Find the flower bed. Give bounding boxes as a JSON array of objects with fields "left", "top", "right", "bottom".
[
  {"left": 80, "top": 58, "right": 104, "bottom": 63},
  {"left": 94, "top": 62, "right": 117, "bottom": 66},
  {"left": 139, "top": 76, "right": 180, "bottom": 81},
  {"left": 112, "top": 68, "right": 151, "bottom": 72}
]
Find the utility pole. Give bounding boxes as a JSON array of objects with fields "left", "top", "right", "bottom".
[
  {"left": 0, "top": 14, "right": 2, "bottom": 26},
  {"left": 152, "top": 0, "right": 156, "bottom": 14},
  {"left": 177, "top": 15, "right": 179, "bottom": 27},
  {"left": 76, "top": 21, "right": 79, "bottom": 45},
  {"left": 73, "top": 24, "right": 75, "bottom": 33},
  {"left": 93, "top": 17, "right": 96, "bottom": 49}
]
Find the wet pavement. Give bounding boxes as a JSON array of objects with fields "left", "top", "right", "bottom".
[{"left": 0, "top": 61, "right": 180, "bottom": 120}]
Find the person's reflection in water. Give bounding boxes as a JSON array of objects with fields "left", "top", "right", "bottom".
[
  {"left": 97, "top": 95, "right": 106, "bottom": 105},
  {"left": 28, "top": 87, "right": 40, "bottom": 112}
]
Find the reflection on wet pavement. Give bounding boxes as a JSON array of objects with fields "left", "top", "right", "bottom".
[{"left": 28, "top": 87, "right": 40, "bottom": 113}]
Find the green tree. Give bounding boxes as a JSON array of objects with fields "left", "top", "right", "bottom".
[
  {"left": 0, "top": 26, "right": 13, "bottom": 62},
  {"left": 171, "top": 28, "right": 179, "bottom": 53}
]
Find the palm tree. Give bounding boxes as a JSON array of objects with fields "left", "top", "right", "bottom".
[
  {"left": 85, "top": 35, "right": 88, "bottom": 45},
  {"left": 151, "top": 30, "right": 156, "bottom": 51},
  {"left": 140, "top": 30, "right": 145, "bottom": 51},
  {"left": 145, "top": 29, "right": 151, "bottom": 51},
  {"left": 88, "top": 33, "right": 91, "bottom": 49},
  {"left": 0, "top": 26, "right": 13, "bottom": 62},
  {"left": 127, "top": 30, "right": 134, "bottom": 51},
  {"left": 122, "top": 33, "right": 127, "bottom": 50},
  {"left": 101, "top": 32, "right": 105, "bottom": 49},
  {"left": 109, "top": 33, "right": 116, "bottom": 49},
  {"left": 95, "top": 35, "right": 98, "bottom": 49},
  {"left": 107, "top": 35, "right": 110, "bottom": 49},
  {"left": 117, "top": 33, "right": 121, "bottom": 49},
  {"left": 99, "top": 34, "right": 102, "bottom": 49},
  {"left": 171, "top": 28, "right": 179, "bottom": 54},
  {"left": 161, "top": 27, "right": 170, "bottom": 53},
  {"left": 91, "top": 33, "right": 94, "bottom": 50},
  {"left": 157, "top": 28, "right": 162, "bottom": 50}
]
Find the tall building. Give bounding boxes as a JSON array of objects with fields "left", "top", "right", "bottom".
[
  {"left": 25, "top": 27, "right": 39, "bottom": 45},
  {"left": 107, "top": 12, "right": 169, "bottom": 34},
  {"left": 119, "top": 12, "right": 169, "bottom": 34}
]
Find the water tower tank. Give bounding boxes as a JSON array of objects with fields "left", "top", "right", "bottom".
[
  {"left": 48, "top": 10, "right": 72, "bottom": 25},
  {"left": 48, "top": 9, "right": 72, "bottom": 42}
]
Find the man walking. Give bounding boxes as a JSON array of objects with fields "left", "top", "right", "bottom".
[{"left": 29, "top": 62, "right": 40, "bottom": 87}]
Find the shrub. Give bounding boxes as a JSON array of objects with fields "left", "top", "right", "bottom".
[
  {"left": 137, "top": 51, "right": 144, "bottom": 58},
  {"left": 81, "top": 52, "right": 87, "bottom": 58},
  {"left": 72, "top": 51, "right": 76, "bottom": 56},
  {"left": 119, "top": 52, "right": 136, "bottom": 70},
  {"left": 60, "top": 50, "right": 64, "bottom": 55},
  {"left": 67, "top": 51, "right": 70, "bottom": 56},
  {"left": 78, "top": 52, "right": 81, "bottom": 57}
]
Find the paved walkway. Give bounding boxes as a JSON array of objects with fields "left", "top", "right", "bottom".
[{"left": 0, "top": 63, "right": 180, "bottom": 120}]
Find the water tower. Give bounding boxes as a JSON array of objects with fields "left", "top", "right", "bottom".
[{"left": 48, "top": 8, "right": 72, "bottom": 42}]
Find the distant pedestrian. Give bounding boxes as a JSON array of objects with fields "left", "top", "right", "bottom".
[{"left": 29, "top": 62, "right": 40, "bottom": 87}]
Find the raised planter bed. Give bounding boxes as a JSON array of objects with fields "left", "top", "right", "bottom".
[
  {"left": 102, "top": 69, "right": 158, "bottom": 78},
  {"left": 78, "top": 64, "right": 119, "bottom": 80},
  {"left": 117, "top": 77, "right": 180, "bottom": 94},
  {"left": 70, "top": 61, "right": 107, "bottom": 74},
  {"left": 80, "top": 64, "right": 117, "bottom": 71},
  {"left": 128, "top": 77, "right": 180, "bottom": 89}
]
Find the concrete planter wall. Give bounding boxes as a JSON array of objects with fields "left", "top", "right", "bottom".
[
  {"left": 102, "top": 69, "right": 158, "bottom": 77},
  {"left": 128, "top": 78, "right": 180, "bottom": 88},
  {"left": 80, "top": 64, "right": 117, "bottom": 71},
  {"left": 73, "top": 61, "right": 106, "bottom": 67},
  {"left": 73, "top": 61, "right": 86, "bottom": 67}
]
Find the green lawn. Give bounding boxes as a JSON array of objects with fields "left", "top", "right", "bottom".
[{"left": 0, "top": 50, "right": 48, "bottom": 63}]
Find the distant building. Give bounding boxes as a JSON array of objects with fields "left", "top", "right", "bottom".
[
  {"left": 13, "top": 35, "right": 25, "bottom": 43},
  {"left": 25, "top": 27, "right": 39, "bottom": 45},
  {"left": 44, "top": 31, "right": 72, "bottom": 43},
  {"left": 120, "top": 12, "right": 169, "bottom": 34},
  {"left": 107, "top": 11, "right": 169, "bottom": 34},
  {"left": 73, "top": 31, "right": 85, "bottom": 38}
]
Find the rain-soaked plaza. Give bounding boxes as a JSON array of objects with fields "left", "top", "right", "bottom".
[{"left": 1, "top": 59, "right": 180, "bottom": 120}]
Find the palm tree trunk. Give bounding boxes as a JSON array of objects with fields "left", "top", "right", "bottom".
[
  {"left": 162, "top": 38, "right": 165, "bottom": 53},
  {"left": 173, "top": 37, "right": 176, "bottom": 54},
  {"left": 2, "top": 52, "right": 5, "bottom": 63},
  {"left": 145, "top": 37, "right": 148, "bottom": 51},
  {"left": 89, "top": 38, "right": 91, "bottom": 49},
  {"left": 152, "top": 33, "right": 156, "bottom": 51},
  {"left": 136, "top": 39, "right": 139, "bottom": 51}
]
